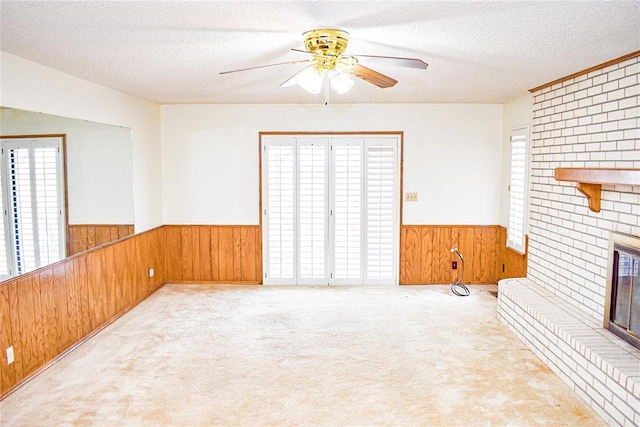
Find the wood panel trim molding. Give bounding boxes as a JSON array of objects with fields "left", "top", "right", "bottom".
[
  {"left": 529, "top": 50, "right": 640, "bottom": 93},
  {"left": 170, "top": 280, "right": 262, "bottom": 285},
  {"left": 402, "top": 224, "right": 501, "bottom": 229},
  {"left": 259, "top": 131, "right": 405, "bottom": 136}
]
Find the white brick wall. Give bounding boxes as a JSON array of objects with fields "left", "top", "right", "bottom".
[{"left": 528, "top": 55, "right": 640, "bottom": 320}]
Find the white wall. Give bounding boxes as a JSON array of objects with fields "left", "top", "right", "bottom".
[
  {"left": 0, "top": 51, "right": 162, "bottom": 232},
  {"left": 500, "top": 94, "right": 534, "bottom": 226},
  {"left": 0, "top": 108, "right": 134, "bottom": 224},
  {"left": 161, "top": 103, "right": 503, "bottom": 225}
]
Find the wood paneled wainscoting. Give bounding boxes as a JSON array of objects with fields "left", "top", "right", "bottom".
[
  {"left": 1, "top": 223, "right": 524, "bottom": 399},
  {"left": 400, "top": 225, "right": 528, "bottom": 285},
  {"left": 165, "top": 224, "right": 523, "bottom": 285},
  {"left": 67, "top": 224, "right": 135, "bottom": 256},
  {"left": 164, "top": 225, "right": 262, "bottom": 284},
  {"left": 0, "top": 227, "right": 166, "bottom": 399},
  {"left": 497, "top": 226, "right": 528, "bottom": 281}
]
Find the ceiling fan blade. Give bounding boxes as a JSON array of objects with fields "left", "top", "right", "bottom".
[
  {"left": 291, "top": 48, "right": 338, "bottom": 59},
  {"left": 220, "top": 59, "right": 314, "bottom": 75},
  {"left": 280, "top": 65, "right": 314, "bottom": 87},
  {"left": 291, "top": 48, "right": 312, "bottom": 55},
  {"left": 351, "top": 54, "right": 428, "bottom": 69},
  {"left": 346, "top": 63, "right": 398, "bottom": 89}
]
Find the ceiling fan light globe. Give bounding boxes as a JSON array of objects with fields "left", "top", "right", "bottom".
[
  {"left": 330, "top": 71, "right": 354, "bottom": 94},
  {"left": 297, "top": 67, "right": 323, "bottom": 94}
]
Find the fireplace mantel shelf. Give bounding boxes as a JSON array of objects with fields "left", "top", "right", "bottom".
[{"left": 554, "top": 168, "right": 640, "bottom": 212}]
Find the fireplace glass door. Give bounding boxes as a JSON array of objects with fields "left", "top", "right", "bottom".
[{"left": 610, "top": 243, "right": 640, "bottom": 348}]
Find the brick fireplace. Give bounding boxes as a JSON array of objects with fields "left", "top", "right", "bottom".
[
  {"left": 498, "top": 53, "right": 640, "bottom": 426},
  {"left": 604, "top": 232, "right": 640, "bottom": 351}
]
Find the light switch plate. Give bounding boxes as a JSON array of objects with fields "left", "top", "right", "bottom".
[{"left": 405, "top": 192, "right": 418, "bottom": 202}]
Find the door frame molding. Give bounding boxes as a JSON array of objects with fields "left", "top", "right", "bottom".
[{"left": 259, "top": 131, "right": 404, "bottom": 285}]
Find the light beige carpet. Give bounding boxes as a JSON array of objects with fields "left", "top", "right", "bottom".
[{"left": 1, "top": 284, "right": 603, "bottom": 426}]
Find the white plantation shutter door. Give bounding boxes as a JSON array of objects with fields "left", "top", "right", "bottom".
[
  {"left": 365, "top": 139, "right": 397, "bottom": 284},
  {"left": 263, "top": 139, "right": 296, "bottom": 284},
  {"left": 331, "top": 139, "right": 363, "bottom": 285},
  {"left": 262, "top": 134, "right": 399, "bottom": 285},
  {"left": 297, "top": 139, "right": 328, "bottom": 284},
  {"left": 507, "top": 126, "right": 529, "bottom": 254},
  {"left": 2, "top": 138, "right": 65, "bottom": 275}
]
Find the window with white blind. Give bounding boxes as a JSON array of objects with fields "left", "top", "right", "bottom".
[
  {"left": 506, "top": 126, "right": 529, "bottom": 254},
  {"left": 0, "top": 158, "right": 9, "bottom": 279},
  {"left": 1, "top": 137, "right": 66, "bottom": 278},
  {"left": 262, "top": 134, "right": 399, "bottom": 286}
]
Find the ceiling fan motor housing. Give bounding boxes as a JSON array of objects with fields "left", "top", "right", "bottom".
[{"left": 303, "top": 29, "right": 350, "bottom": 70}]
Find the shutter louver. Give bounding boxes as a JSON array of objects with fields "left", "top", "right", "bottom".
[
  {"left": 365, "top": 142, "right": 396, "bottom": 282},
  {"left": 332, "top": 141, "right": 363, "bottom": 283},
  {"left": 265, "top": 142, "right": 296, "bottom": 283},
  {"left": 507, "top": 127, "right": 529, "bottom": 254},
  {"left": 297, "top": 142, "right": 327, "bottom": 283}
]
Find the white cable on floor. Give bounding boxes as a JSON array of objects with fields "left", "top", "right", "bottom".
[{"left": 450, "top": 248, "right": 470, "bottom": 297}]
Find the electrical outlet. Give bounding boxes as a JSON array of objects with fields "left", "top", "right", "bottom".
[
  {"left": 6, "top": 346, "right": 14, "bottom": 365},
  {"left": 452, "top": 261, "right": 458, "bottom": 270},
  {"left": 405, "top": 192, "right": 418, "bottom": 202},
  {"left": 148, "top": 268, "right": 155, "bottom": 278}
]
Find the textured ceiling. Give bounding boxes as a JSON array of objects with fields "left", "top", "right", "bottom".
[{"left": 1, "top": 1, "right": 639, "bottom": 105}]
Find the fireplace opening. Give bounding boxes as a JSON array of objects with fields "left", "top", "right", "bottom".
[{"left": 605, "top": 233, "right": 640, "bottom": 350}]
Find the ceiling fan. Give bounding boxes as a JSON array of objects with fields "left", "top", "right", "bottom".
[{"left": 220, "top": 29, "right": 428, "bottom": 97}]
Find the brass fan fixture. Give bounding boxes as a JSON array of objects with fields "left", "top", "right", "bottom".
[{"left": 220, "top": 29, "right": 428, "bottom": 96}]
